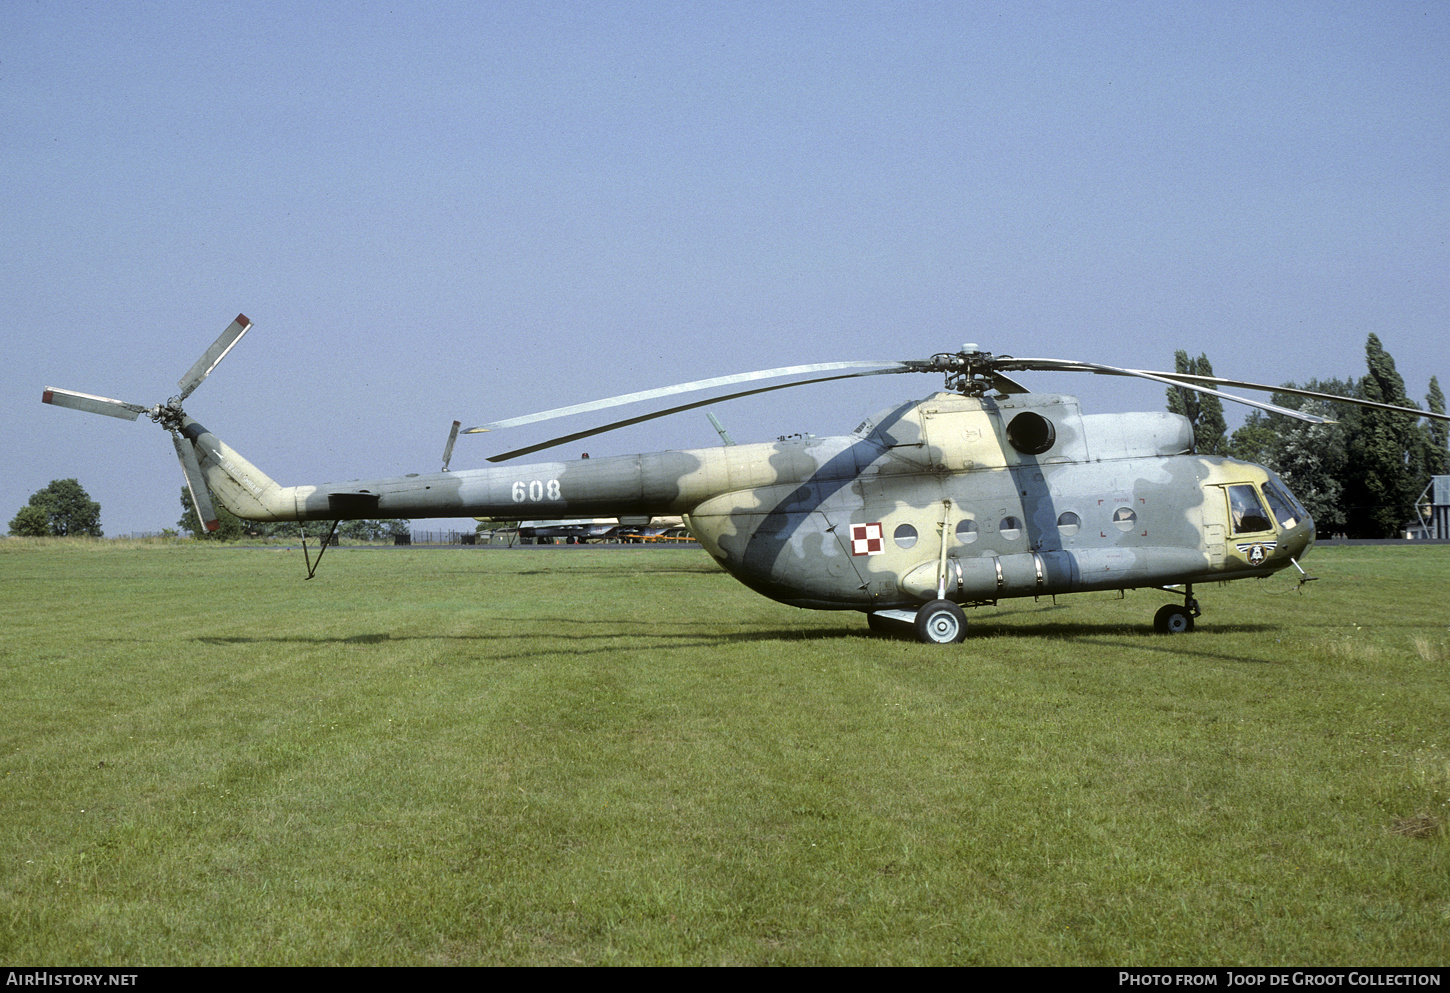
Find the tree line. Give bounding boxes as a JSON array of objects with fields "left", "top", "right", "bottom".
[
  {"left": 1167, "top": 334, "right": 1448, "bottom": 538},
  {"left": 5, "top": 482, "right": 409, "bottom": 542},
  {"left": 177, "top": 488, "right": 410, "bottom": 542}
]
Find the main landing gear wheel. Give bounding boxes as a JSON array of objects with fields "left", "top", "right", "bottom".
[
  {"left": 914, "top": 599, "right": 968, "bottom": 645},
  {"left": 1153, "top": 603, "right": 1195, "bottom": 634}
]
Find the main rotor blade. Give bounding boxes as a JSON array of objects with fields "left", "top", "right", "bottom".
[
  {"left": 177, "top": 314, "right": 252, "bottom": 401},
  {"left": 441, "top": 420, "right": 461, "bottom": 471},
  {"left": 485, "top": 367, "right": 915, "bottom": 462},
  {"left": 991, "top": 358, "right": 1333, "bottom": 424},
  {"left": 42, "top": 388, "right": 150, "bottom": 421},
  {"left": 464, "top": 360, "right": 911, "bottom": 434},
  {"left": 1135, "top": 371, "right": 1450, "bottom": 423},
  {"left": 172, "top": 433, "right": 220, "bottom": 532}
]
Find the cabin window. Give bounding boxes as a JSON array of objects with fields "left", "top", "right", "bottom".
[
  {"left": 1057, "top": 511, "right": 1081, "bottom": 536},
  {"left": 999, "top": 516, "right": 1023, "bottom": 540},
  {"left": 893, "top": 523, "right": 918, "bottom": 549},
  {"left": 1227, "top": 484, "right": 1273, "bottom": 534},
  {"left": 1112, "top": 507, "right": 1137, "bottom": 532},
  {"left": 955, "top": 519, "right": 979, "bottom": 543},
  {"left": 1262, "top": 480, "right": 1301, "bottom": 530}
]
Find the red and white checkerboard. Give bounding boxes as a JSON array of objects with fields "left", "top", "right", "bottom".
[{"left": 850, "top": 522, "right": 884, "bottom": 556}]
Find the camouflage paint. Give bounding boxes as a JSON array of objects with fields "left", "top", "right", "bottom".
[{"left": 185, "top": 390, "right": 1316, "bottom": 612}]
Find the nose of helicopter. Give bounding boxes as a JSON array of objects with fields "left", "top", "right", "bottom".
[
  {"left": 1284, "top": 508, "right": 1316, "bottom": 561},
  {"left": 1265, "top": 475, "right": 1316, "bottom": 563}
]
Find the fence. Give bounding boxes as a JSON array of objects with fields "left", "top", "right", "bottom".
[{"left": 404, "top": 530, "right": 477, "bottom": 545}]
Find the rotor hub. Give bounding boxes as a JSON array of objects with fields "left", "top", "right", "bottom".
[
  {"left": 151, "top": 399, "right": 186, "bottom": 432},
  {"left": 929, "top": 348, "right": 1009, "bottom": 397}
]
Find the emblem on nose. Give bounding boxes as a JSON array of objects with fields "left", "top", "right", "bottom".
[{"left": 1235, "top": 540, "right": 1277, "bottom": 565}]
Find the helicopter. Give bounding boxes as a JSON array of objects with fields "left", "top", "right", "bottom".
[{"left": 42, "top": 314, "right": 1450, "bottom": 644}]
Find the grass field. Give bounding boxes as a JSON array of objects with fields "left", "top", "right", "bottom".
[{"left": 1, "top": 539, "right": 1446, "bottom": 966}]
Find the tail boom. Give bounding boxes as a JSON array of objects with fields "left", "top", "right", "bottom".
[{"left": 183, "top": 426, "right": 787, "bottom": 526}]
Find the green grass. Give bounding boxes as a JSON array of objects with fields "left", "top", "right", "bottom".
[{"left": 1, "top": 540, "right": 1446, "bottom": 965}]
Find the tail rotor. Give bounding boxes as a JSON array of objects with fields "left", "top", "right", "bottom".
[{"left": 42, "top": 314, "right": 253, "bottom": 532}]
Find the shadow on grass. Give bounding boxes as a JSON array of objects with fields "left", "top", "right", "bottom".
[
  {"left": 865, "top": 617, "right": 1290, "bottom": 666},
  {"left": 189, "top": 612, "right": 1293, "bottom": 667}
]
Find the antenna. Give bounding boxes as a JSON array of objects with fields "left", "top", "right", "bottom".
[{"left": 707, "top": 411, "right": 735, "bottom": 446}]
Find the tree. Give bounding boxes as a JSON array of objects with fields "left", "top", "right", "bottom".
[
  {"left": 1165, "top": 350, "right": 1228, "bottom": 456},
  {"left": 1420, "top": 376, "right": 1448, "bottom": 478},
  {"left": 1221, "top": 340, "right": 1444, "bottom": 538},
  {"left": 179, "top": 487, "right": 244, "bottom": 540},
  {"left": 1344, "top": 334, "right": 1418, "bottom": 537},
  {"left": 1227, "top": 410, "right": 1277, "bottom": 465},
  {"left": 9, "top": 479, "right": 103, "bottom": 537},
  {"left": 178, "top": 488, "right": 307, "bottom": 539},
  {"left": 8, "top": 504, "right": 50, "bottom": 537},
  {"left": 1228, "top": 382, "right": 1354, "bottom": 535},
  {"left": 338, "top": 519, "right": 412, "bottom": 541},
  {"left": 1272, "top": 404, "right": 1350, "bottom": 536}
]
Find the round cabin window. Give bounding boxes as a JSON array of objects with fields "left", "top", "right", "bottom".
[{"left": 894, "top": 523, "right": 918, "bottom": 549}]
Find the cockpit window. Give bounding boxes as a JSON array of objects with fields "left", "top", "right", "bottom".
[
  {"left": 1262, "top": 480, "right": 1302, "bottom": 530},
  {"left": 1227, "top": 484, "right": 1273, "bottom": 535}
]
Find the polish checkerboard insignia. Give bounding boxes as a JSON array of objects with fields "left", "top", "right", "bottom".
[{"left": 851, "top": 522, "right": 884, "bottom": 556}]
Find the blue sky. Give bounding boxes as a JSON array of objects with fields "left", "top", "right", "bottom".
[{"left": 6, "top": 1, "right": 1448, "bottom": 535}]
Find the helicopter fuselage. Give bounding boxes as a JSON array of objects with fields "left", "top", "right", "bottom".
[{"left": 187, "top": 390, "right": 1316, "bottom": 612}]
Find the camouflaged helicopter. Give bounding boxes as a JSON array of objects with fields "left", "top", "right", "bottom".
[{"left": 42, "top": 314, "right": 1450, "bottom": 644}]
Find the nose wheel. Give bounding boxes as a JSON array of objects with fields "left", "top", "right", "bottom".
[{"left": 1153, "top": 587, "right": 1200, "bottom": 634}]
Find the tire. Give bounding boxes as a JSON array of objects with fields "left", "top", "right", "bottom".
[
  {"left": 914, "top": 600, "right": 968, "bottom": 645},
  {"left": 1154, "top": 604, "right": 1194, "bottom": 634}
]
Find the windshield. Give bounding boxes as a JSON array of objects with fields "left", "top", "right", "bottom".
[{"left": 1262, "top": 478, "right": 1306, "bottom": 530}]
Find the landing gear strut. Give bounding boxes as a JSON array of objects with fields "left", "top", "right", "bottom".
[{"left": 1153, "top": 585, "right": 1200, "bottom": 634}]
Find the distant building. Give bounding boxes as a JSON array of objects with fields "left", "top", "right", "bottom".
[{"left": 1412, "top": 476, "right": 1450, "bottom": 540}]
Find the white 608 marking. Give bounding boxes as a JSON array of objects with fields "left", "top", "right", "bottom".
[{"left": 512, "top": 479, "right": 562, "bottom": 503}]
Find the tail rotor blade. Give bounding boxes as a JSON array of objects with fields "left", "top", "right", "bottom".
[
  {"left": 172, "top": 432, "right": 220, "bottom": 532},
  {"left": 42, "top": 388, "right": 150, "bottom": 421},
  {"left": 177, "top": 314, "right": 251, "bottom": 401}
]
